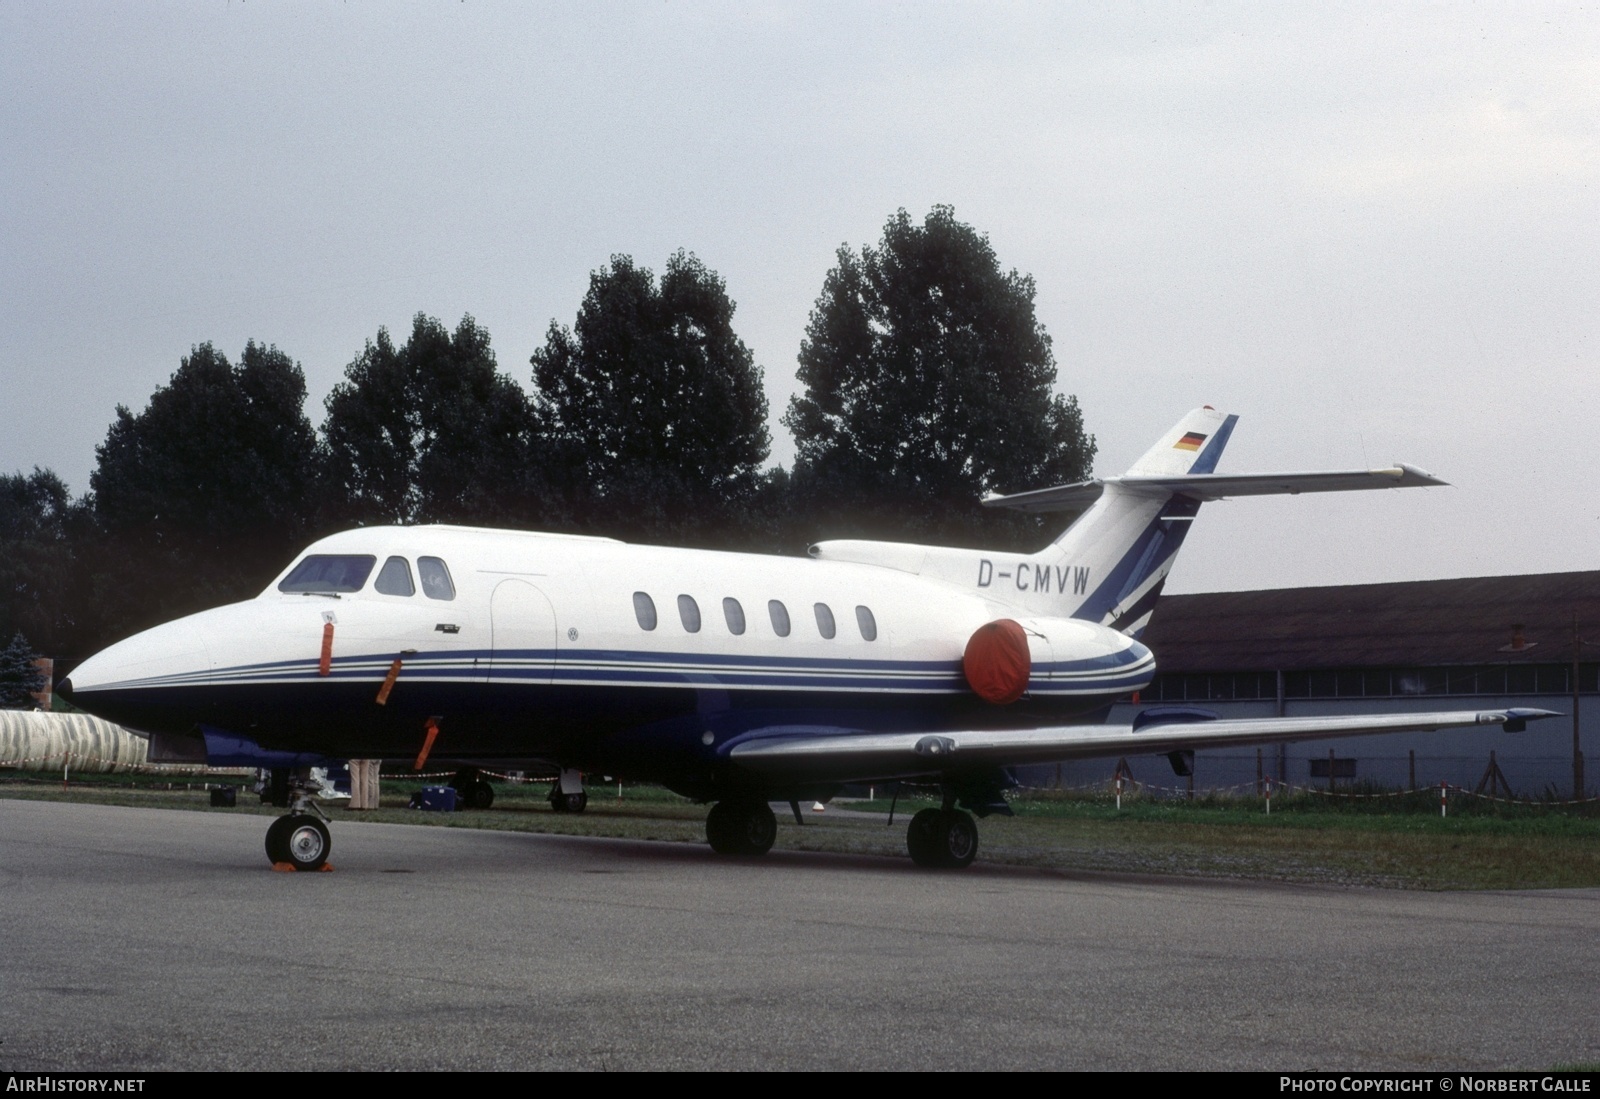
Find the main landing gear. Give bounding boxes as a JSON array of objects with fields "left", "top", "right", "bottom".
[
  {"left": 905, "top": 807, "right": 979, "bottom": 869},
  {"left": 704, "top": 798, "right": 777, "bottom": 856},
  {"left": 697, "top": 794, "right": 980, "bottom": 867},
  {"left": 262, "top": 770, "right": 333, "bottom": 871}
]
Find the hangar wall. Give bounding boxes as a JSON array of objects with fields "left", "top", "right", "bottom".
[
  {"left": 1036, "top": 570, "right": 1599, "bottom": 798},
  {"left": 1040, "top": 696, "right": 1592, "bottom": 797}
]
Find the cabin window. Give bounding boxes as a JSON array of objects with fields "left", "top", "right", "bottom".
[
  {"left": 278, "top": 555, "right": 376, "bottom": 594},
  {"left": 417, "top": 557, "right": 455, "bottom": 601},
  {"left": 374, "top": 556, "right": 415, "bottom": 597},
  {"left": 768, "top": 599, "right": 791, "bottom": 638},
  {"left": 855, "top": 605, "right": 877, "bottom": 642},
  {"left": 633, "top": 592, "right": 658, "bottom": 631},
  {"left": 678, "top": 594, "right": 702, "bottom": 633},
  {"left": 723, "top": 597, "right": 746, "bottom": 636},
  {"left": 814, "top": 602, "right": 836, "bottom": 639}
]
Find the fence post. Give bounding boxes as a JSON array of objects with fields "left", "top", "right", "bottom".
[{"left": 1439, "top": 780, "right": 1447, "bottom": 818}]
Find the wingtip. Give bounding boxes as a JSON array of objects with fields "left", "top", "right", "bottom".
[{"left": 1393, "top": 462, "right": 1449, "bottom": 487}]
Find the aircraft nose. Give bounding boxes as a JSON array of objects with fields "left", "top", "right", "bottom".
[{"left": 67, "top": 617, "right": 213, "bottom": 697}]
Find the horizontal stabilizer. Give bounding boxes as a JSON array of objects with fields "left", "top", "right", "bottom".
[
  {"left": 726, "top": 709, "right": 1556, "bottom": 783},
  {"left": 983, "top": 464, "right": 1447, "bottom": 513}
]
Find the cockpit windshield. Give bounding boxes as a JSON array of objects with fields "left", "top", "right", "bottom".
[{"left": 278, "top": 554, "right": 377, "bottom": 594}]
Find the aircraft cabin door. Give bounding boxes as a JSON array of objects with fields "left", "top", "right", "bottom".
[{"left": 490, "top": 579, "right": 557, "bottom": 687}]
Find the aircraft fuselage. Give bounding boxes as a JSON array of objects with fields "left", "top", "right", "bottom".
[{"left": 65, "top": 524, "right": 1153, "bottom": 795}]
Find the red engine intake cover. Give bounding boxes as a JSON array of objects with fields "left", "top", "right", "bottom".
[{"left": 962, "top": 618, "right": 1031, "bottom": 704}]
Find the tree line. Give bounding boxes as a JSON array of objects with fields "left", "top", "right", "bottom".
[{"left": 0, "top": 208, "right": 1095, "bottom": 676}]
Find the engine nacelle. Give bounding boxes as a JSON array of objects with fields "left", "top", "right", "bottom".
[
  {"left": 962, "top": 616, "right": 1153, "bottom": 704},
  {"left": 963, "top": 619, "right": 1033, "bottom": 703}
]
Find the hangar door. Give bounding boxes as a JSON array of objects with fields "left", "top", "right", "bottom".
[{"left": 490, "top": 579, "right": 556, "bottom": 687}]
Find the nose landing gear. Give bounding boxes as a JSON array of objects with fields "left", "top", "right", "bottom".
[
  {"left": 262, "top": 770, "right": 334, "bottom": 871},
  {"left": 265, "top": 813, "right": 331, "bottom": 871}
]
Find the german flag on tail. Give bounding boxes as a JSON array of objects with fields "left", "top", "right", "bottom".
[{"left": 1173, "top": 431, "right": 1207, "bottom": 452}]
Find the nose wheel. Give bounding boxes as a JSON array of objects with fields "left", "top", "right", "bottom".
[
  {"left": 265, "top": 814, "right": 331, "bottom": 871},
  {"left": 263, "top": 771, "right": 334, "bottom": 871},
  {"left": 906, "top": 808, "right": 978, "bottom": 869}
]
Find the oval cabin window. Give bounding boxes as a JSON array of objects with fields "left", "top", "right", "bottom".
[
  {"left": 678, "top": 594, "right": 702, "bottom": 633},
  {"left": 633, "top": 592, "right": 658, "bottom": 631},
  {"left": 855, "top": 605, "right": 877, "bottom": 642},
  {"left": 814, "top": 603, "right": 836, "bottom": 639},
  {"left": 723, "top": 597, "right": 746, "bottom": 636},
  {"left": 768, "top": 600, "right": 791, "bottom": 638}
]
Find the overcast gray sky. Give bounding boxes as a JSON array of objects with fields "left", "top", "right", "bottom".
[{"left": 3, "top": 2, "right": 1595, "bottom": 595}]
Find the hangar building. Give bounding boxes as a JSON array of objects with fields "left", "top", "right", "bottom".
[{"left": 1050, "top": 571, "right": 1598, "bottom": 798}]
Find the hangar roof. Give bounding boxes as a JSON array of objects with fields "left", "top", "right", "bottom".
[{"left": 1143, "top": 571, "right": 1600, "bottom": 673}]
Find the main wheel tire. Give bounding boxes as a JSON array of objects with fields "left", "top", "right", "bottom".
[
  {"left": 937, "top": 809, "right": 979, "bottom": 869},
  {"left": 462, "top": 781, "right": 494, "bottom": 810},
  {"left": 706, "top": 799, "right": 777, "bottom": 856},
  {"left": 906, "top": 808, "right": 943, "bottom": 868},
  {"left": 706, "top": 800, "right": 741, "bottom": 854},
  {"left": 906, "top": 809, "right": 978, "bottom": 869},
  {"left": 739, "top": 801, "right": 777, "bottom": 855}
]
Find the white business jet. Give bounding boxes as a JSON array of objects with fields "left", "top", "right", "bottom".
[{"left": 60, "top": 408, "right": 1552, "bottom": 870}]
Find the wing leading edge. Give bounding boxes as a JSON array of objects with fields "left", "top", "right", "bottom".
[{"left": 725, "top": 708, "right": 1557, "bottom": 784}]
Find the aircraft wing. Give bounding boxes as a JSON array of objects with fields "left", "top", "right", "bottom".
[{"left": 725, "top": 708, "right": 1555, "bottom": 784}]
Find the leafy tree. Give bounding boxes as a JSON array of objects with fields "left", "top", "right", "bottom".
[
  {"left": 531, "top": 252, "right": 770, "bottom": 545},
  {"left": 90, "top": 342, "right": 322, "bottom": 636},
  {"left": 0, "top": 470, "right": 92, "bottom": 659},
  {"left": 0, "top": 631, "right": 47, "bottom": 709},
  {"left": 785, "top": 206, "right": 1095, "bottom": 547},
  {"left": 322, "top": 314, "right": 540, "bottom": 526}
]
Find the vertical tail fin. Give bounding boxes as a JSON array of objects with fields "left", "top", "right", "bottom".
[
  {"left": 983, "top": 408, "right": 1238, "bottom": 636},
  {"left": 1054, "top": 409, "right": 1235, "bottom": 634},
  {"left": 1126, "top": 407, "right": 1239, "bottom": 477}
]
